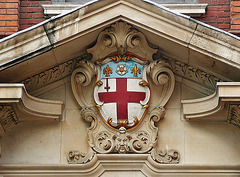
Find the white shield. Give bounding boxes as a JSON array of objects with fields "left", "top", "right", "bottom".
[{"left": 94, "top": 57, "right": 150, "bottom": 129}]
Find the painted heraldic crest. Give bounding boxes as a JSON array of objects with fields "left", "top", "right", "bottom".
[{"left": 94, "top": 53, "right": 150, "bottom": 130}]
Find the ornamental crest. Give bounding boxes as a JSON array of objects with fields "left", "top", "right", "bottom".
[
  {"left": 69, "top": 21, "right": 179, "bottom": 164},
  {"left": 94, "top": 53, "right": 150, "bottom": 130}
]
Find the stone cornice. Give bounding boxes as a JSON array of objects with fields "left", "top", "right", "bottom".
[{"left": 0, "top": 157, "right": 239, "bottom": 176}]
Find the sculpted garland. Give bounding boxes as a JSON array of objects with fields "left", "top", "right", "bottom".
[{"left": 68, "top": 22, "right": 179, "bottom": 164}]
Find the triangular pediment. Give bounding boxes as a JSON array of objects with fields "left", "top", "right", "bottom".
[
  {"left": 0, "top": 0, "right": 240, "bottom": 173},
  {"left": 0, "top": 0, "right": 239, "bottom": 92}
]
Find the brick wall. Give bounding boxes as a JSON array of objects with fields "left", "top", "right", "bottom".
[
  {"left": 0, "top": 0, "right": 20, "bottom": 38},
  {"left": 196, "top": 0, "right": 231, "bottom": 31},
  {"left": 20, "top": 0, "right": 51, "bottom": 30},
  {"left": 229, "top": 0, "right": 240, "bottom": 35}
]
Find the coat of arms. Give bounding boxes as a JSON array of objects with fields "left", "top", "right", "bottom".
[
  {"left": 93, "top": 53, "right": 150, "bottom": 129},
  {"left": 69, "top": 22, "right": 179, "bottom": 164}
]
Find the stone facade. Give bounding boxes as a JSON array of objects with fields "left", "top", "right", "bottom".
[{"left": 0, "top": 0, "right": 239, "bottom": 176}]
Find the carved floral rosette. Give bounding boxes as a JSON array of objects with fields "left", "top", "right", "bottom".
[{"left": 69, "top": 22, "right": 179, "bottom": 164}]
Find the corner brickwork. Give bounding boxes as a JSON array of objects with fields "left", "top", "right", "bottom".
[{"left": 20, "top": 0, "right": 51, "bottom": 30}]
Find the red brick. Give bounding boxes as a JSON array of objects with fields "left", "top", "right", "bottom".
[
  {"left": 0, "top": 0, "right": 6, "bottom": 2},
  {"left": 7, "top": 0, "right": 19, "bottom": 2},
  {"left": 0, "top": 21, "right": 5, "bottom": 26},
  {"left": 0, "top": 15, "right": 18, "bottom": 20},
  {"left": 21, "top": 1, "right": 31, "bottom": 6},
  {"left": 231, "top": 18, "right": 240, "bottom": 24},
  {"left": 231, "top": 24, "right": 240, "bottom": 29},
  {"left": 0, "top": 32, "right": 6, "bottom": 35},
  {"left": 206, "top": 11, "right": 218, "bottom": 17},
  {"left": 209, "top": 23, "right": 218, "bottom": 28},
  {"left": 0, "top": 9, "right": 7, "bottom": 14},
  {"left": 218, "top": 24, "right": 230, "bottom": 28},
  {"left": 223, "top": 6, "right": 230, "bottom": 11},
  {"left": 200, "top": 17, "right": 217, "bottom": 23},
  {"left": 5, "top": 31, "right": 15, "bottom": 35},
  {"left": 0, "top": 26, "right": 18, "bottom": 32},
  {"left": 31, "top": 1, "right": 39, "bottom": 6},
  {"left": 231, "top": 6, "right": 240, "bottom": 12},
  {"left": 231, "top": 13, "right": 240, "bottom": 18},
  {"left": 20, "top": 7, "right": 27, "bottom": 13},
  {"left": 224, "top": 18, "right": 230, "bottom": 23},
  {"left": 219, "top": 12, "right": 230, "bottom": 17},
  {"left": 207, "top": 6, "right": 224, "bottom": 11},
  {"left": 231, "top": 1, "right": 240, "bottom": 6},
  {"left": 32, "top": 13, "right": 44, "bottom": 18},
  {"left": 21, "top": 19, "right": 44, "bottom": 24},
  {"left": 0, "top": 3, "right": 18, "bottom": 8},
  {"left": 6, "top": 20, "right": 18, "bottom": 26},
  {"left": 218, "top": 0, "right": 228, "bottom": 5},
  {"left": 216, "top": 18, "right": 225, "bottom": 22},
  {"left": 26, "top": 7, "right": 43, "bottom": 13},
  {"left": 20, "top": 13, "right": 31, "bottom": 18},
  {"left": 7, "top": 9, "right": 19, "bottom": 14},
  {"left": 20, "top": 24, "right": 31, "bottom": 30},
  {"left": 212, "top": 0, "right": 218, "bottom": 5}
]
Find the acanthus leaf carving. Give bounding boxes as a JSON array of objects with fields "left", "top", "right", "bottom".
[
  {"left": 228, "top": 104, "right": 240, "bottom": 129},
  {"left": 0, "top": 105, "right": 18, "bottom": 134}
]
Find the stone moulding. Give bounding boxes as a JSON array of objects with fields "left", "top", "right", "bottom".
[
  {"left": 160, "top": 54, "right": 225, "bottom": 90},
  {"left": 69, "top": 22, "right": 179, "bottom": 165},
  {"left": 182, "top": 82, "right": 240, "bottom": 125},
  {"left": 20, "top": 53, "right": 226, "bottom": 94}
]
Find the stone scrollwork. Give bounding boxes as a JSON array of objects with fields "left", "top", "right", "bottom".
[
  {"left": 71, "top": 60, "right": 97, "bottom": 109},
  {"left": 151, "top": 148, "right": 180, "bottom": 164},
  {"left": 69, "top": 21, "right": 179, "bottom": 164},
  {"left": 68, "top": 149, "right": 96, "bottom": 164},
  {"left": 91, "top": 127, "right": 153, "bottom": 154},
  {"left": 87, "top": 21, "right": 157, "bottom": 62}
]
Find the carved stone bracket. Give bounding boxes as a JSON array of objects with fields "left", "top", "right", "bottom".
[{"left": 0, "top": 83, "right": 64, "bottom": 157}]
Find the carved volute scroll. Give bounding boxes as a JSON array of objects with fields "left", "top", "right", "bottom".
[{"left": 69, "top": 21, "right": 179, "bottom": 164}]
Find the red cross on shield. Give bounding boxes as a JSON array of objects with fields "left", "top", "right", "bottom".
[{"left": 93, "top": 59, "right": 150, "bottom": 130}]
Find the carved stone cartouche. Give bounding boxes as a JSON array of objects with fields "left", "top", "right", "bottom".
[{"left": 68, "top": 21, "right": 179, "bottom": 164}]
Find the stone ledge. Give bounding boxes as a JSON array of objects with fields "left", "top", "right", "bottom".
[
  {"left": 42, "top": 3, "right": 208, "bottom": 17},
  {"left": 181, "top": 82, "right": 240, "bottom": 123},
  {"left": 0, "top": 83, "right": 64, "bottom": 137}
]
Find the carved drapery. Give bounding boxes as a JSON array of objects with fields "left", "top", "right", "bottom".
[{"left": 68, "top": 22, "right": 179, "bottom": 164}]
